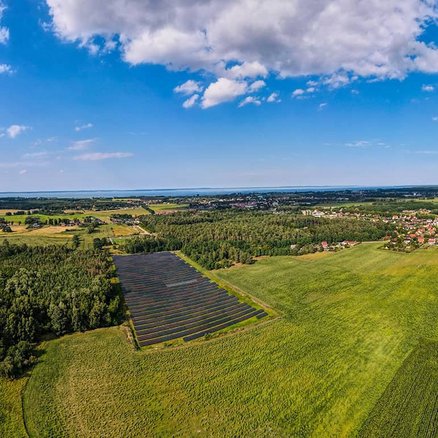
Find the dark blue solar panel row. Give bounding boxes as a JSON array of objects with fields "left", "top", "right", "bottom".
[{"left": 113, "top": 252, "right": 267, "bottom": 347}]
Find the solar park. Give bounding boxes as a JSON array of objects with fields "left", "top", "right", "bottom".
[{"left": 113, "top": 252, "right": 268, "bottom": 347}]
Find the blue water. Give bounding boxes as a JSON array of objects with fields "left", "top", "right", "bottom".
[{"left": 0, "top": 185, "right": 426, "bottom": 199}]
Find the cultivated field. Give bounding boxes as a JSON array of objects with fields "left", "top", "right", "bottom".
[
  {"left": 5, "top": 243, "right": 438, "bottom": 436},
  {"left": 360, "top": 341, "right": 438, "bottom": 437}
]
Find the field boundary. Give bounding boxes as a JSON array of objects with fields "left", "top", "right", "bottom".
[{"left": 176, "top": 251, "right": 279, "bottom": 318}]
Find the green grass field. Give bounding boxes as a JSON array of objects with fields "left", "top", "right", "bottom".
[
  {"left": 3, "top": 243, "right": 438, "bottom": 436},
  {"left": 360, "top": 341, "right": 438, "bottom": 437},
  {"left": 0, "top": 223, "right": 139, "bottom": 249},
  {"left": 0, "top": 207, "right": 149, "bottom": 225},
  {"left": 148, "top": 203, "right": 188, "bottom": 212},
  {"left": 0, "top": 378, "right": 28, "bottom": 438}
]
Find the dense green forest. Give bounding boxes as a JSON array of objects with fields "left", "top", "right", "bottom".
[
  {"left": 122, "top": 211, "right": 393, "bottom": 269},
  {"left": 0, "top": 242, "right": 123, "bottom": 378}
]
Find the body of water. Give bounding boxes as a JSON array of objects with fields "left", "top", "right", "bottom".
[{"left": 0, "top": 185, "right": 428, "bottom": 199}]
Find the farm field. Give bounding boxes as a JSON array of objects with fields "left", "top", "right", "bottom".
[
  {"left": 12, "top": 243, "right": 438, "bottom": 436},
  {"left": 0, "top": 222, "right": 139, "bottom": 248},
  {"left": 148, "top": 203, "right": 188, "bottom": 212},
  {"left": 0, "top": 207, "right": 149, "bottom": 225},
  {"left": 360, "top": 340, "right": 438, "bottom": 437}
]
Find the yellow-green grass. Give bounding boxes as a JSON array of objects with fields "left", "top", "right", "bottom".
[
  {"left": 0, "top": 377, "right": 28, "bottom": 438},
  {"left": 0, "top": 223, "right": 138, "bottom": 248},
  {"left": 0, "top": 207, "right": 149, "bottom": 225},
  {"left": 360, "top": 341, "right": 438, "bottom": 437},
  {"left": 20, "top": 243, "right": 438, "bottom": 436},
  {"left": 148, "top": 203, "right": 188, "bottom": 212}
]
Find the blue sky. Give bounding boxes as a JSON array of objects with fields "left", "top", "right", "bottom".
[{"left": 2, "top": 0, "right": 438, "bottom": 191}]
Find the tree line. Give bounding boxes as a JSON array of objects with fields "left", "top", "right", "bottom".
[
  {"left": 0, "top": 241, "right": 123, "bottom": 378},
  {"left": 121, "top": 211, "right": 393, "bottom": 269}
]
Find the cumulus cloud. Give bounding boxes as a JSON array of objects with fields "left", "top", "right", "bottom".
[
  {"left": 0, "top": 64, "right": 12, "bottom": 74},
  {"left": 174, "top": 80, "right": 202, "bottom": 95},
  {"left": 292, "top": 89, "right": 305, "bottom": 98},
  {"left": 74, "top": 152, "right": 133, "bottom": 161},
  {"left": 45, "top": 0, "right": 438, "bottom": 105},
  {"left": 267, "top": 92, "right": 280, "bottom": 103},
  {"left": 182, "top": 94, "right": 199, "bottom": 109},
  {"left": 75, "top": 122, "right": 93, "bottom": 131},
  {"left": 0, "top": 26, "right": 8, "bottom": 44},
  {"left": 0, "top": 2, "right": 8, "bottom": 45},
  {"left": 225, "top": 61, "right": 268, "bottom": 79},
  {"left": 5, "top": 125, "right": 28, "bottom": 139},
  {"left": 201, "top": 78, "right": 247, "bottom": 108},
  {"left": 422, "top": 84, "right": 435, "bottom": 92},
  {"left": 248, "top": 80, "right": 266, "bottom": 93},
  {"left": 68, "top": 138, "right": 95, "bottom": 150},
  {"left": 238, "top": 96, "right": 261, "bottom": 108}
]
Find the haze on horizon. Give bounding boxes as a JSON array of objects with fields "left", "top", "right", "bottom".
[{"left": 2, "top": 0, "right": 438, "bottom": 191}]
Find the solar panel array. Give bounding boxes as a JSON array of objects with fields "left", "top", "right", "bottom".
[{"left": 114, "top": 252, "right": 267, "bottom": 347}]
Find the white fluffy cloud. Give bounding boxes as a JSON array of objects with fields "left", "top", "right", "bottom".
[
  {"left": 0, "top": 2, "right": 8, "bottom": 45},
  {"left": 248, "top": 80, "right": 266, "bottom": 93},
  {"left": 239, "top": 96, "right": 261, "bottom": 108},
  {"left": 5, "top": 124, "right": 28, "bottom": 139},
  {"left": 174, "top": 80, "right": 202, "bottom": 95},
  {"left": 0, "top": 64, "right": 12, "bottom": 74},
  {"left": 201, "top": 78, "right": 247, "bottom": 109},
  {"left": 267, "top": 92, "right": 280, "bottom": 103},
  {"left": 0, "top": 26, "right": 8, "bottom": 44},
  {"left": 182, "top": 94, "right": 199, "bottom": 109},
  {"left": 422, "top": 84, "right": 435, "bottom": 92},
  {"left": 46, "top": 0, "right": 438, "bottom": 106}
]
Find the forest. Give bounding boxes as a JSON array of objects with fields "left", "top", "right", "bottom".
[
  {"left": 122, "top": 211, "right": 393, "bottom": 269},
  {"left": 0, "top": 241, "right": 123, "bottom": 378}
]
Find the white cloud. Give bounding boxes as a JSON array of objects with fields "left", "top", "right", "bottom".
[
  {"left": 248, "top": 80, "right": 266, "bottom": 92},
  {"left": 201, "top": 78, "right": 247, "bottom": 108},
  {"left": 19, "top": 169, "right": 27, "bottom": 175},
  {"left": 0, "top": 26, "right": 8, "bottom": 44},
  {"left": 318, "top": 102, "right": 328, "bottom": 110},
  {"left": 345, "top": 139, "right": 390, "bottom": 149},
  {"left": 267, "top": 92, "right": 280, "bottom": 103},
  {"left": 22, "top": 151, "right": 49, "bottom": 159},
  {"left": 0, "top": 64, "right": 12, "bottom": 74},
  {"left": 68, "top": 138, "right": 95, "bottom": 150},
  {"left": 225, "top": 61, "right": 268, "bottom": 79},
  {"left": 238, "top": 96, "right": 261, "bottom": 108},
  {"left": 422, "top": 84, "right": 435, "bottom": 92},
  {"left": 75, "top": 122, "right": 93, "bottom": 131},
  {"left": 174, "top": 80, "right": 202, "bottom": 95},
  {"left": 182, "top": 94, "right": 199, "bottom": 109},
  {"left": 46, "top": 0, "right": 438, "bottom": 95},
  {"left": 292, "top": 89, "right": 305, "bottom": 98},
  {"left": 74, "top": 152, "right": 133, "bottom": 161},
  {"left": 0, "top": 2, "right": 8, "bottom": 45},
  {"left": 345, "top": 140, "right": 370, "bottom": 148},
  {"left": 5, "top": 125, "right": 28, "bottom": 139}
]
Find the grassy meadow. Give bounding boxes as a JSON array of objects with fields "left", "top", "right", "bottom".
[
  {"left": 0, "top": 378, "right": 28, "bottom": 438},
  {"left": 7, "top": 243, "right": 436, "bottom": 436},
  {"left": 148, "top": 203, "right": 188, "bottom": 212}
]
